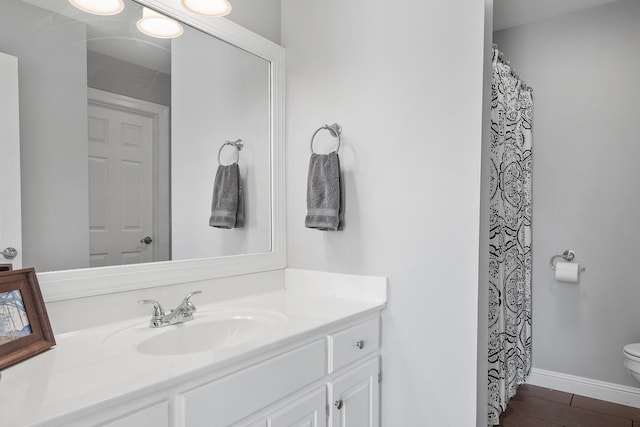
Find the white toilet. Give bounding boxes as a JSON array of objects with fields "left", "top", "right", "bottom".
[{"left": 623, "top": 344, "right": 640, "bottom": 384}]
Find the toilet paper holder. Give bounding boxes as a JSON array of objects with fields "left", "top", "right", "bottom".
[{"left": 550, "top": 250, "right": 586, "bottom": 272}]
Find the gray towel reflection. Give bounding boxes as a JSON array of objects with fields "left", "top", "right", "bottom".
[{"left": 209, "top": 164, "right": 244, "bottom": 229}]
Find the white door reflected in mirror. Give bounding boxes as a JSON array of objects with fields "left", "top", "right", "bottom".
[
  {"left": 0, "top": 52, "right": 22, "bottom": 270},
  {"left": 88, "top": 89, "right": 169, "bottom": 267}
]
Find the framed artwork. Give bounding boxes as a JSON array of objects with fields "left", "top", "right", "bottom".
[{"left": 0, "top": 268, "right": 55, "bottom": 370}]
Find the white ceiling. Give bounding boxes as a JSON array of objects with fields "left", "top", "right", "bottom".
[{"left": 494, "top": 0, "right": 622, "bottom": 31}]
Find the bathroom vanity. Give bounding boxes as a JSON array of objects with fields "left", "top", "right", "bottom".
[
  {"left": 0, "top": 270, "right": 386, "bottom": 426},
  {"left": 0, "top": 2, "right": 385, "bottom": 425}
]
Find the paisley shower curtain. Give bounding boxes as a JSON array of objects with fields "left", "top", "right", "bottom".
[{"left": 487, "top": 46, "right": 533, "bottom": 426}]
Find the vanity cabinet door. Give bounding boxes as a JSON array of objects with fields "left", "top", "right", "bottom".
[
  {"left": 235, "top": 386, "right": 327, "bottom": 427},
  {"left": 267, "top": 387, "right": 327, "bottom": 427},
  {"left": 329, "top": 357, "right": 379, "bottom": 427}
]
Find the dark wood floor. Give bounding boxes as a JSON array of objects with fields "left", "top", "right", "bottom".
[{"left": 499, "top": 384, "right": 640, "bottom": 426}]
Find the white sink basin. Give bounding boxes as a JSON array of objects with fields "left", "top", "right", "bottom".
[{"left": 103, "top": 308, "right": 288, "bottom": 356}]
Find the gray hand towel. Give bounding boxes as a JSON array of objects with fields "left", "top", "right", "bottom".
[
  {"left": 209, "top": 164, "right": 242, "bottom": 229},
  {"left": 305, "top": 152, "right": 342, "bottom": 231},
  {"left": 235, "top": 177, "right": 245, "bottom": 228}
]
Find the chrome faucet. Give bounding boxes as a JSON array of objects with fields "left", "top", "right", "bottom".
[{"left": 139, "top": 291, "right": 203, "bottom": 328}]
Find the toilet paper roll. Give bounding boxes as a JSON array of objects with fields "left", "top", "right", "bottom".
[{"left": 555, "top": 261, "right": 579, "bottom": 283}]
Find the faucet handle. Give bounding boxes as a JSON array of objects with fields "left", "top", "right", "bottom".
[
  {"left": 182, "top": 291, "right": 202, "bottom": 304},
  {"left": 180, "top": 291, "right": 202, "bottom": 313},
  {"left": 138, "top": 299, "right": 165, "bottom": 319}
]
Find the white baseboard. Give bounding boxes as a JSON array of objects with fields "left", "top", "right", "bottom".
[{"left": 527, "top": 367, "right": 640, "bottom": 408}]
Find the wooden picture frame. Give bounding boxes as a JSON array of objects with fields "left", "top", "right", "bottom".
[{"left": 0, "top": 268, "right": 55, "bottom": 370}]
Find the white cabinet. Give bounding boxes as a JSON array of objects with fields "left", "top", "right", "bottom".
[
  {"left": 329, "top": 357, "right": 380, "bottom": 427},
  {"left": 183, "top": 317, "right": 380, "bottom": 427},
  {"left": 50, "top": 315, "right": 381, "bottom": 427},
  {"left": 233, "top": 317, "right": 381, "bottom": 427}
]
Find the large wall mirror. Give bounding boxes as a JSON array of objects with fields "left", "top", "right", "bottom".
[{"left": 0, "top": 0, "right": 285, "bottom": 300}]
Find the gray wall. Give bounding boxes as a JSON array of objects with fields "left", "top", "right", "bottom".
[
  {"left": 0, "top": 0, "right": 90, "bottom": 272},
  {"left": 226, "top": 0, "right": 281, "bottom": 44},
  {"left": 171, "top": 25, "right": 271, "bottom": 259},
  {"left": 494, "top": 0, "right": 640, "bottom": 387},
  {"left": 88, "top": 51, "right": 171, "bottom": 107},
  {"left": 282, "top": 0, "right": 486, "bottom": 424}
]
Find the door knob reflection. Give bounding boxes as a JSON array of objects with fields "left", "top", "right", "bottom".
[{"left": 1, "top": 247, "right": 17, "bottom": 259}]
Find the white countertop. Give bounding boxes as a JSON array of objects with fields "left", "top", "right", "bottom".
[{"left": 0, "top": 288, "right": 385, "bottom": 426}]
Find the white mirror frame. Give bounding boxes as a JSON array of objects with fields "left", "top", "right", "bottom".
[{"left": 39, "top": 0, "right": 285, "bottom": 302}]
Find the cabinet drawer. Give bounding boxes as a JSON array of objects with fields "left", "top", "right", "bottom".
[
  {"left": 100, "top": 401, "right": 169, "bottom": 427},
  {"left": 328, "top": 318, "right": 380, "bottom": 373},
  {"left": 180, "top": 339, "right": 326, "bottom": 427}
]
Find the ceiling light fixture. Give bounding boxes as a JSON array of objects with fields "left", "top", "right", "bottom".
[
  {"left": 181, "top": 0, "right": 232, "bottom": 17},
  {"left": 136, "top": 7, "right": 184, "bottom": 39},
  {"left": 68, "top": 0, "right": 124, "bottom": 15}
]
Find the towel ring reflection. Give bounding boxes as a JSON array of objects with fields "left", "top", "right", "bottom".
[
  {"left": 218, "top": 139, "right": 244, "bottom": 165},
  {"left": 310, "top": 123, "right": 342, "bottom": 154}
]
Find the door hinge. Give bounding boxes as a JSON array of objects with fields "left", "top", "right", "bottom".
[
  {"left": 378, "top": 372, "right": 382, "bottom": 383},
  {"left": 326, "top": 403, "right": 330, "bottom": 418}
]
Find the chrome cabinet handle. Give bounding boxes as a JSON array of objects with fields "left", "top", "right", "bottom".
[
  {"left": 355, "top": 340, "right": 365, "bottom": 350},
  {"left": 1, "top": 247, "right": 17, "bottom": 260},
  {"left": 334, "top": 400, "right": 343, "bottom": 410},
  {"left": 140, "top": 236, "right": 153, "bottom": 245}
]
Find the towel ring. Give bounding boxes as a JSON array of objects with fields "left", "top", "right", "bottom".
[
  {"left": 218, "top": 139, "right": 244, "bottom": 165},
  {"left": 310, "top": 123, "right": 342, "bottom": 154}
]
